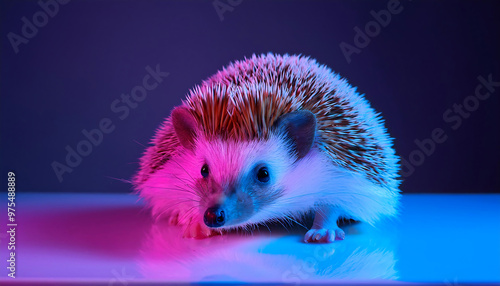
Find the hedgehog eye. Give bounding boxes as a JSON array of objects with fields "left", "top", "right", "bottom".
[
  {"left": 257, "top": 167, "right": 270, "bottom": 183},
  {"left": 201, "top": 164, "right": 209, "bottom": 178}
]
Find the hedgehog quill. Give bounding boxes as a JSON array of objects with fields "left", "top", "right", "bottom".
[{"left": 134, "top": 54, "right": 400, "bottom": 243}]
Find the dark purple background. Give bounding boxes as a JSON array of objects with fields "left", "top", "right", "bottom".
[{"left": 1, "top": 0, "right": 499, "bottom": 193}]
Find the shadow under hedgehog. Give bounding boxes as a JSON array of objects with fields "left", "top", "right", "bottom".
[{"left": 133, "top": 53, "right": 401, "bottom": 243}]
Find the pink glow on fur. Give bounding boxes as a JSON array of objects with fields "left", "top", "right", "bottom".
[{"left": 138, "top": 133, "right": 294, "bottom": 234}]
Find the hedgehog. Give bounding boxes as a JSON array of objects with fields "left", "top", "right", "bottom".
[{"left": 133, "top": 53, "right": 400, "bottom": 243}]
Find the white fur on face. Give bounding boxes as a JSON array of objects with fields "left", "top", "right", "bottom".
[
  {"left": 139, "top": 133, "right": 399, "bottom": 231},
  {"left": 241, "top": 134, "right": 400, "bottom": 227}
]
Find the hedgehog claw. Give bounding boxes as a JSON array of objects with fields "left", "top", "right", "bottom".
[
  {"left": 183, "top": 222, "right": 218, "bottom": 239},
  {"left": 168, "top": 212, "right": 180, "bottom": 225},
  {"left": 304, "top": 227, "right": 345, "bottom": 243}
]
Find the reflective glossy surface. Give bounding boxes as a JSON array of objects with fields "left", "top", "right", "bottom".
[{"left": 0, "top": 193, "right": 498, "bottom": 284}]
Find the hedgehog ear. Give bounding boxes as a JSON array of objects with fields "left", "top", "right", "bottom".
[
  {"left": 171, "top": 106, "right": 199, "bottom": 150},
  {"left": 273, "top": 110, "right": 317, "bottom": 160}
]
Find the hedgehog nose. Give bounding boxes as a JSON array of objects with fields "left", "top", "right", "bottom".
[{"left": 204, "top": 205, "right": 225, "bottom": 228}]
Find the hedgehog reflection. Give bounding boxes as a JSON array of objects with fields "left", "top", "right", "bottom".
[{"left": 138, "top": 220, "right": 398, "bottom": 282}]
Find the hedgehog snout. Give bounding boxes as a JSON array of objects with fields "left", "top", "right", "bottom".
[{"left": 203, "top": 204, "right": 226, "bottom": 228}]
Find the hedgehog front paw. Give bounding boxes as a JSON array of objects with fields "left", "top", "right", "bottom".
[
  {"left": 183, "top": 222, "right": 220, "bottom": 239},
  {"left": 168, "top": 211, "right": 181, "bottom": 225},
  {"left": 304, "top": 227, "right": 345, "bottom": 243}
]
